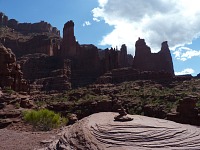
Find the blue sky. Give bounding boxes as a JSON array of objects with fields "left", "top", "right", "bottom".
[{"left": 0, "top": 0, "right": 200, "bottom": 76}]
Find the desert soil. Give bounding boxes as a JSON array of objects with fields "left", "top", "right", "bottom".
[{"left": 0, "top": 122, "right": 64, "bottom": 150}]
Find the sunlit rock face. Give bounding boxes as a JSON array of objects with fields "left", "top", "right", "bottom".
[
  {"left": 46, "top": 112, "right": 200, "bottom": 150},
  {"left": 133, "top": 38, "right": 174, "bottom": 75},
  {"left": 0, "top": 11, "right": 60, "bottom": 35}
]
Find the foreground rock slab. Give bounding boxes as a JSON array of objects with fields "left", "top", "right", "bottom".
[{"left": 46, "top": 112, "right": 200, "bottom": 150}]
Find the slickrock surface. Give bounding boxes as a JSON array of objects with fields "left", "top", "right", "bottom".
[{"left": 47, "top": 112, "right": 200, "bottom": 150}]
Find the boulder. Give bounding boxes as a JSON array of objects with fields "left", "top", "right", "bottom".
[
  {"left": 167, "top": 96, "right": 200, "bottom": 125},
  {"left": 20, "top": 98, "right": 34, "bottom": 108},
  {"left": 68, "top": 113, "right": 78, "bottom": 125}
]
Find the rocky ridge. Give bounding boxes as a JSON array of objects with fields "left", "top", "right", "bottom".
[
  {"left": 1, "top": 13, "right": 175, "bottom": 89},
  {"left": 0, "top": 12, "right": 60, "bottom": 35}
]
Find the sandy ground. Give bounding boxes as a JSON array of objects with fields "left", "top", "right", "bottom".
[
  {"left": 0, "top": 122, "right": 67, "bottom": 150},
  {"left": 0, "top": 129, "right": 55, "bottom": 150}
]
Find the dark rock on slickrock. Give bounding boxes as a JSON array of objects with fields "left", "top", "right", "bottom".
[
  {"left": 0, "top": 43, "right": 28, "bottom": 91},
  {"left": 133, "top": 38, "right": 174, "bottom": 75},
  {"left": 68, "top": 113, "right": 78, "bottom": 125},
  {"left": 114, "top": 106, "right": 133, "bottom": 121}
]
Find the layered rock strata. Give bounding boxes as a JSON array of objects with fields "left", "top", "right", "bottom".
[
  {"left": 18, "top": 53, "right": 71, "bottom": 91},
  {"left": 0, "top": 12, "right": 60, "bottom": 35},
  {"left": 97, "top": 68, "right": 173, "bottom": 84},
  {"left": 133, "top": 38, "right": 174, "bottom": 75},
  {"left": 61, "top": 21, "right": 133, "bottom": 87},
  {"left": 46, "top": 112, "right": 200, "bottom": 150},
  {"left": 0, "top": 43, "right": 28, "bottom": 91}
]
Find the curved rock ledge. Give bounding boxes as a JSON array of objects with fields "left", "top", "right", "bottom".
[{"left": 46, "top": 112, "right": 200, "bottom": 150}]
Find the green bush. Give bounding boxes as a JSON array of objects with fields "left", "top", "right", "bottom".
[
  {"left": 23, "top": 109, "right": 68, "bottom": 131},
  {"left": 4, "top": 86, "right": 14, "bottom": 95}
]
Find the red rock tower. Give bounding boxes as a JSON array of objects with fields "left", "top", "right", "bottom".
[
  {"left": 133, "top": 38, "right": 174, "bottom": 75},
  {"left": 118, "top": 44, "right": 128, "bottom": 68},
  {"left": 62, "top": 20, "right": 77, "bottom": 58},
  {"left": 0, "top": 12, "right": 8, "bottom": 26},
  {"left": 0, "top": 12, "right": 3, "bottom": 26}
]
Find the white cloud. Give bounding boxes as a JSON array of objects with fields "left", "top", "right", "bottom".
[
  {"left": 93, "top": 17, "right": 100, "bottom": 22},
  {"left": 82, "top": 21, "right": 91, "bottom": 27},
  {"left": 92, "top": 0, "right": 200, "bottom": 55},
  {"left": 175, "top": 68, "right": 195, "bottom": 75},
  {"left": 173, "top": 46, "right": 200, "bottom": 61}
]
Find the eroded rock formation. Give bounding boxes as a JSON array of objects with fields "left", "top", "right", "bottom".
[
  {"left": 62, "top": 20, "right": 77, "bottom": 58},
  {"left": 0, "top": 29, "right": 61, "bottom": 58},
  {"left": 0, "top": 12, "right": 8, "bottom": 26},
  {"left": 0, "top": 13, "right": 175, "bottom": 90},
  {"left": 61, "top": 20, "right": 133, "bottom": 87},
  {"left": 133, "top": 38, "right": 174, "bottom": 75},
  {"left": 18, "top": 53, "right": 71, "bottom": 91},
  {"left": 0, "top": 43, "right": 28, "bottom": 91},
  {"left": 0, "top": 12, "right": 60, "bottom": 35},
  {"left": 167, "top": 96, "right": 200, "bottom": 125}
]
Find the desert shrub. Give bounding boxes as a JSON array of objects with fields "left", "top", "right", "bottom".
[
  {"left": 4, "top": 86, "right": 14, "bottom": 95},
  {"left": 23, "top": 109, "right": 68, "bottom": 131},
  {"left": 192, "top": 86, "right": 197, "bottom": 92}
]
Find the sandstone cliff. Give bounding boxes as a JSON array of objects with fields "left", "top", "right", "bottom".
[
  {"left": 0, "top": 12, "right": 60, "bottom": 35},
  {"left": 18, "top": 54, "right": 71, "bottom": 91},
  {"left": 0, "top": 13, "right": 175, "bottom": 90},
  {"left": 0, "top": 27, "right": 61, "bottom": 58},
  {"left": 133, "top": 38, "right": 174, "bottom": 75},
  {"left": 0, "top": 43, "right": 28, "bottom": 91},
  {"left": 61, "top": 20, "right": 134, "bottom": 87}
]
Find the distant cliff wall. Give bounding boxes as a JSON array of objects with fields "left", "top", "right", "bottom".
[{"left": 0, "top": 12, "right": 60, "bottom": 35}]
